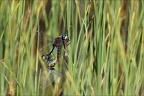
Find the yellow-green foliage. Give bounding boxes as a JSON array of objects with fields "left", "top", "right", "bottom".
[{"left": 0, "top": 1, "right": 144, "bottom": 95}]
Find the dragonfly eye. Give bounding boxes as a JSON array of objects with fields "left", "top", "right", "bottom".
[{"left": 62, "top": 35, "right": 67, "bottom": 40}]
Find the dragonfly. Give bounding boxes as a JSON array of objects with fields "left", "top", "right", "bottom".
[
  {"left": 35, "top": 32, "right": 70, "bottom": 63},
  {"left": 35, "top": 32, "right": 70, "bottom": 88},
  {"left": 45, "top": 34, "right": 70, "bottom": 62}
]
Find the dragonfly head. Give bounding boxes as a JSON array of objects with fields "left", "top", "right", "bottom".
[{"left": 62, "top": 35, "right": 68, "bottom": 40}]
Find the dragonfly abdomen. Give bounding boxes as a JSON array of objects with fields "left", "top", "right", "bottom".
[{"left": 57, "top": 47, "right": 61, "bottom": 61}]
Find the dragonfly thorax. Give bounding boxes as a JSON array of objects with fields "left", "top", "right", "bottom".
[{"left": 53, "top": 35, "right": 68, "bottom": 48}]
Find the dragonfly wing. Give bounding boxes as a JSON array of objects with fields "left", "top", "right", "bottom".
[
  {"left": 35, "top": 32, "right": 55, "bottom": 54},
  {"left": 39, "top": 69, "right": 55, "bottom": 89},
  {"left": 35, "top": 32, "right": 54, "bottom": 44},
  {"left": 39, "top": 68, "right": 66, "bottom": 89},
  {"left": 52, "top": 69, "right": 66, "bottom": 82}
]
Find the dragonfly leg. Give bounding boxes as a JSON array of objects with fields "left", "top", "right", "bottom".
[
  {"left": 62, "top": 40, "right": 70, "bottom": 50},
  {"left": 63, "top": 41, "right": 70, "bottom": 52},
  {"left": 67, "top": 42, "right": 71, "bottom": 46}
]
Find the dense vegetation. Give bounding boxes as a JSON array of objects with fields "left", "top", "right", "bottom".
[{"left": 0, "top": 1, "right": 144, "bottom": 95}]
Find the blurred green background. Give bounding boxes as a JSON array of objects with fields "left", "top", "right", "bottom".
[{"left": 0, "top": 0, "right": 144, "bottom": 95}]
